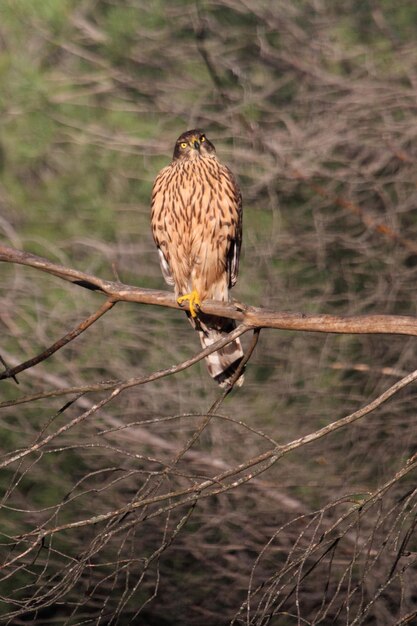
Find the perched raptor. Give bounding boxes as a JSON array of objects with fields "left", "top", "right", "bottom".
[{"left": 151, "top": 129, "right": 244, "bottom": 386}]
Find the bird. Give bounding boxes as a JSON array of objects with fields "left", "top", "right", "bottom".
[{"left": 151, "top": 129, "right": 244, "bottom": 387}]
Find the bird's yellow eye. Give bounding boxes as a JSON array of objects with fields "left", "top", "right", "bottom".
[
  {"left": 200, "top": 135, "right": 206, "bottom": 142},
  {"left": 180, "top": 142, "right": 188, "bottom": 149}
]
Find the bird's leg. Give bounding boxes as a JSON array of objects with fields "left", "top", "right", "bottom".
[{"left": 177, "top": 289, "right": 201, "bottom": 318}]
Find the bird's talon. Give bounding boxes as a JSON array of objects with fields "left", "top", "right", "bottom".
[{"left": 177, "top": 290, "right": 201, "bottom": 318}]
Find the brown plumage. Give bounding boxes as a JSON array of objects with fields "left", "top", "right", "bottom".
[{"left": 151, "top": 129, "right": 244, "bottom": 386}]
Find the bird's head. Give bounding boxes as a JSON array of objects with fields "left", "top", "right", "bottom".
[{"left": 172, "top": 129, "right": 216, "bottom": 161}]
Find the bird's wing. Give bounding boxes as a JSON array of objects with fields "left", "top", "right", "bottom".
[
  {"left": 150, "top": 165, "right": 175, "bottom": 286},
  {"left": 223, "top": 165, "right": 242, "bottom": 288}
]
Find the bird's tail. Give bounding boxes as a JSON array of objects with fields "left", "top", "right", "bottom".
[{"left": 189, "top": 313, "right": 245, "bottom": 387}]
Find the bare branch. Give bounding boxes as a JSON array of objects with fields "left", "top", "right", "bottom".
[
  {"left": 2, "top": 244, "right": 417, "bottom": 337},
  {"left": 0, "top": 324, "right": 250, "bottom": 470},
  {"left": 0, "top": 299, "right": 115, "bottom": 381},
  {"left": 18, "top": 366, "right": 417, "bottom": 541}
]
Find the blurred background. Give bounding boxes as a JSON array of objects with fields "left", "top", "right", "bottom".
[{"left": 1, "top": 1, "right": 417, "bottom": 624}]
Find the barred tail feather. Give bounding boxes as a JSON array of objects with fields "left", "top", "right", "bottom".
[{"left": 192, "top": 314, "right": 245, "bottom": 387}]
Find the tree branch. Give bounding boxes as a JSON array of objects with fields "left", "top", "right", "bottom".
[
  {"left": 0, "top": 298, "right": 115, "bottom": 381},
  {"left": 2, "top": 243, "right": 417, "bottom": 336},
  {"left": 0, "top": 324, "right": 250, "bottom": 470},
  {"left": 21, "top": 367, "right": 417, "bottom": 540}
]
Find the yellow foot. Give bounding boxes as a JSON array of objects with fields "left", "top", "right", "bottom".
[{"left": 177, "top": 290, "right": 201, "bottom": 318}]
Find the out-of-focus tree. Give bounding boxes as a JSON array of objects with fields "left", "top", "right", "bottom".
[{"left": 1, "top": 1, "right": 417, "bottom": 623}]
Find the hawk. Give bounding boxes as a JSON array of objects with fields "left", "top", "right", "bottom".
[{"left": 151, "top": 129, "right": 244, "bottom": 387}]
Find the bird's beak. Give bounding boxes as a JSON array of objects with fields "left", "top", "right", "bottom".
[{"left": 193, "top": 140, "right": 200, "bottom": 150}]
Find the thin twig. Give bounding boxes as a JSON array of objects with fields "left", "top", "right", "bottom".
[
  {"left": 0, "top": 324, "right": 250, "bottom": 470},
  {"left": 20, "top": 366, "right": 417, "bottom": 540},
  {"left": 0, "top": 299, "right": 116, "bottom": 381},
  {"left": 0, "top": 352, "right": 19, "bottom": 384}
]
